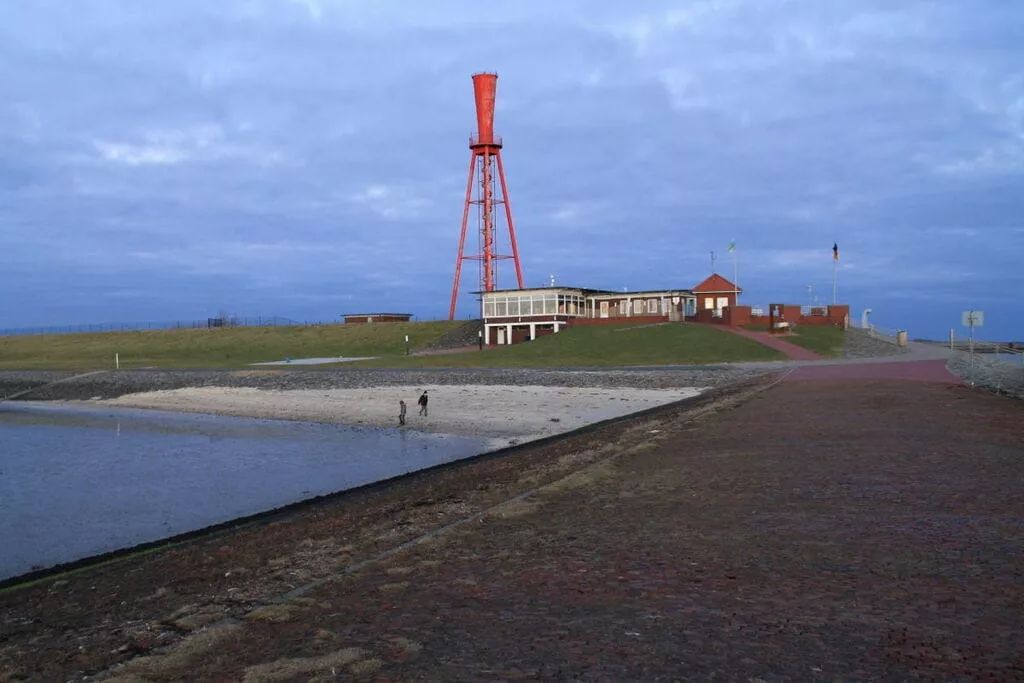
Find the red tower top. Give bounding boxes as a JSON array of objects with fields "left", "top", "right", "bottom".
[
  {"left": 471, "top": 72, "right": 501, "bottom": 148},
  {"left": 449, "top": 71, "right": 523, "bottom": 320}
]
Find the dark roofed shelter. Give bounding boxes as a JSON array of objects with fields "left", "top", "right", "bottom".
[{"left": 342, "top": 313, "right": 413, "bottom": 324}]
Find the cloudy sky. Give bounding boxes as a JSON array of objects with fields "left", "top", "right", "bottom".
[{"left": 2, "top": 0, "right": 1022, "bottom": 340}]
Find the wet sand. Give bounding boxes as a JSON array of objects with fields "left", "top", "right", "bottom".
[{"left": 78, "top": 384, "right": 704, "bottom": 441}]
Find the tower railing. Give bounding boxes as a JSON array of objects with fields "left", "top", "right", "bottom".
[{"left": 469, "top": 134, "right": 503, "bottom": 147}]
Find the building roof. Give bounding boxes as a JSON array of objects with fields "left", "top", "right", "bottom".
[
  {"left": 588, "top": 289, "right": 693, "bottom": 298},
  {"left": 692, "top": 273, "right": 742, "bottom": 294},
  {"left": 477, "top": 287, "right": 694, "bottom": 297},
  {"left": 341, "top": 312, "right": 413, "bottom": 317},
  {"left": 475, "top": 286, "right": 615, "bottom": 295}
]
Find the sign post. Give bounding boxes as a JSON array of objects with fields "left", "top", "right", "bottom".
[
  {"left": 961, "top": 310, "right": 984, "bottom": 385},
  {"left": 404, "top": 335, "right": 410, "bottom": 356}
]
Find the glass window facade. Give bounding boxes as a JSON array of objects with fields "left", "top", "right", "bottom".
[
  {"left": 483, "top": 290, "right": 695, "bottom": 320},
  {"left": 483, "top": 292, "right": 584, "bottom": 318}
]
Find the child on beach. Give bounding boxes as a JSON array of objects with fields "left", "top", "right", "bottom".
[
  {"left": 399, "top": 399, "right": 407, "bottom": 426},
  {"left": 417, "top": 390, "right": 428, "bottom": 417}
]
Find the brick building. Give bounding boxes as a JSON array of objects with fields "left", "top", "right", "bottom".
[
  {"left": 342, "top": 313, "right": 413, "bottom": 324},
  {"left": 480, "top": 287, "right": 696, "bottom": 345},
  {"left": 691, "top": 274, "right": 742, "bottom": 317}
]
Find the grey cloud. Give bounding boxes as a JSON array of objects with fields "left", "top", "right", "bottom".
[{"left": 1, "top": 0, "right": 1023, "bottom": 338}]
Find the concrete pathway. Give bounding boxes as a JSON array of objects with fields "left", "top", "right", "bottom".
[
  {"left": 722, "top": 339, "right": 954, "bottom": 372},
  {"left": 250, "top": 356, "right": 377, "bottom": 365}
]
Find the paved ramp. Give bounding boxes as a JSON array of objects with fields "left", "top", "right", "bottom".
[
  {"left": 709, "top": 324, "right": 824, "bottom": 361},
  {"left": 787, "top": 358, "right": 963, "bottom": 383}
]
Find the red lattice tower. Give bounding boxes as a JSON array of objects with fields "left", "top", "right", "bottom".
[{"left": 448, "top": 72, "right": 524, "bottom": 320}]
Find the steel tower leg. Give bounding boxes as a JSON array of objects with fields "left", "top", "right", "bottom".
[
  {"left": 495, "top": 150, "right": 524, "bottom": 288},
  {"left": 449, "top": 152, "right": 477, "bottom": 320}
]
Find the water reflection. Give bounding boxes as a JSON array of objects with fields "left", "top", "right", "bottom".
[{"left": 0, "top": 402, "right": 492, "bottom": 581}]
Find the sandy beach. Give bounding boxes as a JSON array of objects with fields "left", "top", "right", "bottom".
[{"left": 87, "top": 384, "right": 704, "bottom": 442}]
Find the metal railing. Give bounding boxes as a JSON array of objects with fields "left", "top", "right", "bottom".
[
  {"left": 799, "top": 306, "right": 830, "bottom": 317},
  {"left": 0, "top": 316, "right": 308, "bottom": 337},
  {"left": 949, "top": 342, "right": 1024, "bottom": 397},
  {"left": 469, "top": 134, "right": 503, "bottom": 147},
  {"left": 0, "top": 313, "right": 479, "bottom": 338}
]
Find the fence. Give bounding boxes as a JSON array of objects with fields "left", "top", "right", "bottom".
[
  {"left": 0, "top": 313, "right": 473, "bottom": 338},
  {"left": 1, "top": 316, "right": 321, "bottom": 337},
  {"left": 948, "top": 342, "right": 1024, "bottom": 398},
  {"left": 846, "top": 317, "right": 908, "bottom": 349}
]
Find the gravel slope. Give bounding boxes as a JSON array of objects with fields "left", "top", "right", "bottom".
[{"left": 1, "top": 366, "right": 768, "bottom": 402}]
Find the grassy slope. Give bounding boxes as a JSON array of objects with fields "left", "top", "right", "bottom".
[
  {"left": 0, "top": 322, "right": 464, "bottom": 370},
  {"left": 344, "top": 323, "right": 787, "bottom": 368},
  {"left": 783, "top": 326, "right": 846, "bottom": 357}
]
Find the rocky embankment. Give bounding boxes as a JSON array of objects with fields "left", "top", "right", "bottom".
[
  {"left": 947, "top": 351, "right": 1024, "bottom": 400},
  {"left": 0, "top": 366, "right": 769, "bottom": 402},
  {"left": 842, "top": 327, "right": 904, "bottom": 358},
  {"left": 416, "top": 320, "right": 484, "bottom": 352},
  {"left": 0, "top": 370, "right": 81, "bottom": 400}
]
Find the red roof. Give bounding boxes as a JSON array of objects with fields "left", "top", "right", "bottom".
[{"left": 692, "top": 273, "right": 742, "bottom": 293}]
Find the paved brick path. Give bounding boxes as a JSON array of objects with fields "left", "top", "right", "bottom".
[
  {"left": 714, "top": 325, "right": 824, "bottom": 361},
  {"left": 788, "top": 357, "right": 963, "bottom": 383}
]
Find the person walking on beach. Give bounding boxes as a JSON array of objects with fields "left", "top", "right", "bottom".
[
  {"left": 398, "top": 399, "right": 407, "bottom": 426},
  {"left": 417, "top": 390, "right": 429, "bottom": 417}
]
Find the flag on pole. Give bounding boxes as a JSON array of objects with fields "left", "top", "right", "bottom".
[
  {"left": 832, "top": 242, "right": 839, "bottom": 261},
  {"left": 728, "top": 240, "right": 736, "bottom": 252}
]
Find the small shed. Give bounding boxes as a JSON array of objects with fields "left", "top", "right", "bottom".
[
  {"left": 342, "top": 313, "right": 413, "bottom": 324},
  {"left": 691, "top": 274, "right": 742, "bottom": 313}
]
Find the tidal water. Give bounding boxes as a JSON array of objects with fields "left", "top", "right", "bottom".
[{"left": 0, "top": 402, "right": 493, "bottom": 581}]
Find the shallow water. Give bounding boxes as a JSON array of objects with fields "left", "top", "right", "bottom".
[{"left": 0, "top": 402, "right": 493, "bottom": 581}]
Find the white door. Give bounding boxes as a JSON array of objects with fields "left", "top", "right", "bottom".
[
  {"left": 497, "top": 328, "right": 506, "bottom": 345},
  {"left": 599, "top": 301, "right": 609, "bottom": 318}
]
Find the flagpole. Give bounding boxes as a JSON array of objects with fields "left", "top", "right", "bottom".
[
  {"left": 832, "top": 257, "right": 837, "bottom": 304},
  {"left": 733, "top": 248, "right": 739, "bottom": 303}
]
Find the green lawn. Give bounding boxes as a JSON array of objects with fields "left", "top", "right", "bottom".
[
  {"left": 784, "top": 325, "right": 846, "bottom": 357},
  {"left": 0, "top": 321, "right": 794, "bottom": 370},
  {"left": 342, "top": 323, "right": 787, "bottom": 368},
  {"left": 0, "top": 321, "right": 464, "bottom": 370}
]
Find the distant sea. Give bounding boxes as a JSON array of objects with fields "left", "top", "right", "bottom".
[{"left": 0, "top": 403, "right": 493, "bottom": 581}]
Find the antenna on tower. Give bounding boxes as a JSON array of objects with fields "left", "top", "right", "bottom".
[{"left": 448, "top": 73, "right": 525, "bottom": 320}]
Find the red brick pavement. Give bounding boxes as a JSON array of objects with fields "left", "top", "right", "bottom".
[
  {"left": 788, "top": 358, "right": 964, "bottom": 383},
  {"left": 716, "top": 325, "right": 824, "bottom": 361}
]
